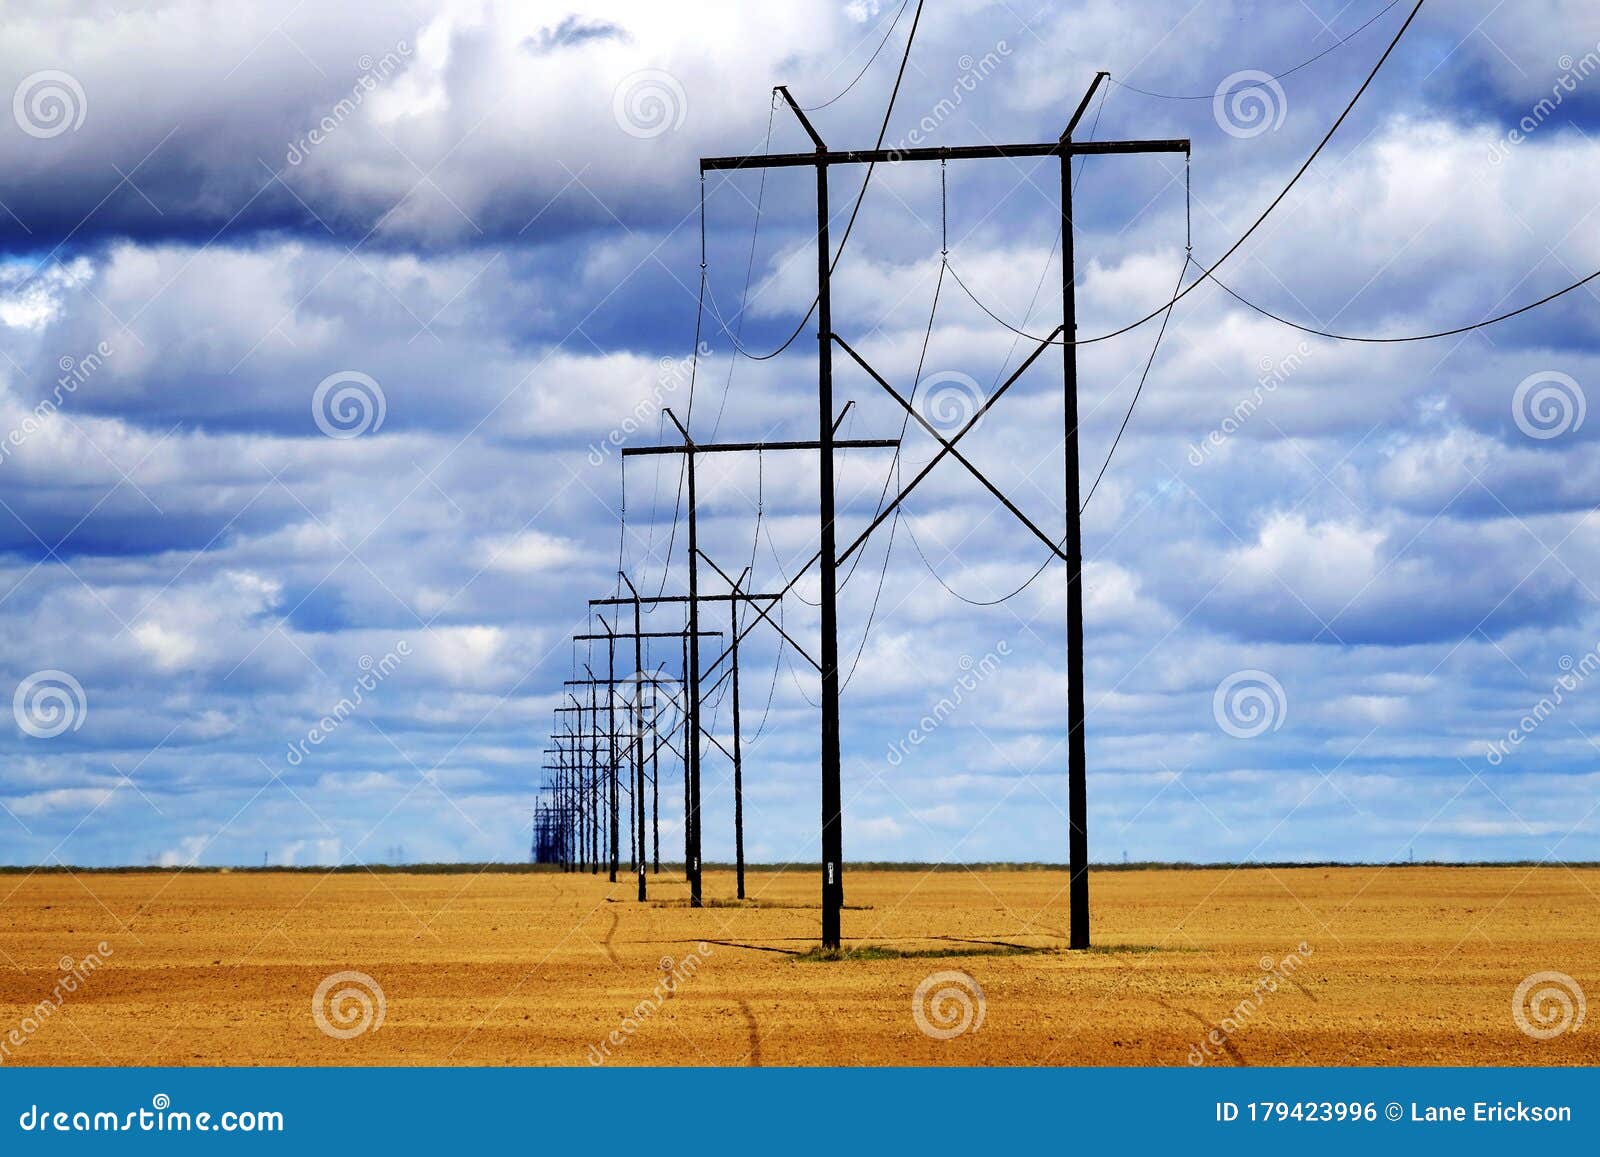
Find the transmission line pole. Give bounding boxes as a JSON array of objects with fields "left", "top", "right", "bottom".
[
  {"left": 729, "top": 569, "right": 748, "bottom": 899},
  {"left": 618, "top": 417, "right": 894, "bottom": 916},
  {"left": 1060, "top": 78, "right": 1095, "bottom": 950}
]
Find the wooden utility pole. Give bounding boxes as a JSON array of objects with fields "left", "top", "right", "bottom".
[
  {"left": 695, "top": 554, "right": 754, "bottom": 900},
  {"left": 729, "top": 574, "right": 747, "bottom": 899},
  {"left": 619, "top": 575, "right": 648, "bottom": 898},
  {"left": 1060, "top": 73, "right": 1104, "bottom": 950},
  {"left": 579, "top": 615, "right": 717, "bottom": 900}
]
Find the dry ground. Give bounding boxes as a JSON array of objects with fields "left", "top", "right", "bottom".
[{"left": 0, "top": 865, "right": 1596, "bottom": 1066}]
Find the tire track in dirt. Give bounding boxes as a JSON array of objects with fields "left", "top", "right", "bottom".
[
  {"left": 738, "top": 1000, "right": 763, "bottom": 1066},
  {"left": 1282, "top": 973, "right": 1318, "bottom": 1002},
  {"left": 1157, "top": 999, "right": 1249, "bottom": 1066},
  {"left": 600, "top": 910, "right": 620, "bottom": 965}
]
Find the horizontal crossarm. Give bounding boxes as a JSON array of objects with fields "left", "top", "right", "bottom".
[
  {"left": 701, "top": 139, "right": 1189, "bottom": 172},
  {"left": 622, "top": 437, "right": 899, "bottom": 457}
]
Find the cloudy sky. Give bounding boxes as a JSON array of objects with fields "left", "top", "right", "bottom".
[{"left": 1, "top": 0, "right": 1598, "bottom": 869}]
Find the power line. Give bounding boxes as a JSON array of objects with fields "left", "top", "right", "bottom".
[
  {"left": 904, "top": 513, "right": 1053, "bottom": 605},
  {"left": 702, "top": 0, "right": 927, "bottom": 361},
  {"left": 841, "top": 228, "right": 948, "bottom": 683},
  {"left": 902, "top": 241, "right": 1183, "bottom": 609},
  {"left": 1079, "top": 158, "right": 1192, "bottom": 513},
  {"left": 1082, "top": 0, "right": 1427, "bottom": 344},
  {"left": 945, "top": 0, "right": 1428, "bottom": 349},
  {"left": 710, "top": 94, "right": 778, "bottom": 438},
  {"left": 1110, "top": 0, "right": 1403, "bottom": 101},
  {"left": 1198, "top": 260, "right": 1600, "bottom": 343},
  {"left": 801, "top": 0, "right": 913, "bottom": 111}
]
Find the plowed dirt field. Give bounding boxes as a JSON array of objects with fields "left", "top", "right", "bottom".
[{"left": 1, "top": 866, "right": 1595, "bottom": 1065}]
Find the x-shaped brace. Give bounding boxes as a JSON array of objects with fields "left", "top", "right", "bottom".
[{"left": 832, "top": 333, "right": 1068, "bottom": 564}]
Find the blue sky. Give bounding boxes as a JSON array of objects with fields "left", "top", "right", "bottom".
[{"left": 1, "top": 0, "right": 1599, "bottom": 868}]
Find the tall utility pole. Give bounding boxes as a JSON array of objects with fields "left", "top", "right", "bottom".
[
  {"left": 587, "top": 682, "right": 600, "bottom": 872},
  {"left": 555, "top": 708, "right": 593, "bottom": 871},
  {"left": 1060, "top": 74, "right": 1103, "bottom": 950},
  {"left": 545, "top": 738, "right": 574, "bottom": 870},
  {"left": 699, "top": 75, "right": 1188, "bottom": 949},
  {"left": 811, "top": 105, "right": 844, "bottom": 952},
  {"left": 619, "top": 574, "right": 648, "bottom": 899},
  {"left": 680, "top": 627, "right": 691, "bottom": 882},
  {"left": 728, "top": 572, "right": 747, "bottom": 900},
  {"left": 581, "top": 652, "right": 619, "bottom": 881},
  {"left": 650, "top": 688, "right": 661, "bottom": 874},
  {"left": 586, "top": 623, "right": 621, "bottom": 883},
  {"left": 695, "top": 554, "right": 755, "bottom": 900}
]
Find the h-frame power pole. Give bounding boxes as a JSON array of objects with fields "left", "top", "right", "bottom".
[
  {"left": 618, "top": 409, "right": 897, "bottom": 908},
  {"left": 700, "top": 75, "right": 1188, "bottom": 949}
]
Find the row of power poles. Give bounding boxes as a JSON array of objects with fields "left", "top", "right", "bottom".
[{"left": 534, "top": 73, "right": 1189, "bottom": 950}]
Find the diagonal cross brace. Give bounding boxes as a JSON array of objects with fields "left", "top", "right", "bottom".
[
  {"left": 834, "top": 323, "right": 1064, "bottom": 567},
  {"left": 695, "top": 547, "right": 821, "bottom": 672},
  {"left": 698, "top": 323, "right": 1063, "bottom": 682},
  {"left": 832, "top": 335, "right": 1069, "bottom": 564}
]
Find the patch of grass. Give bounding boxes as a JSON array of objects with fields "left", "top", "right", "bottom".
[
  {"left": 791, "top": 940, "right": 1194, "bottom": 962},
  {"left": 651, "top": 898, "right": 874, "bottom": 910},
  {"left": 793, "top": 943, "right": 1059, "bottom": 964}
]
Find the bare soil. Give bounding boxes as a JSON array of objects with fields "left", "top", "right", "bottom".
[{"left": 1, "top": 866, "right": 1595, "bottom": 1066}]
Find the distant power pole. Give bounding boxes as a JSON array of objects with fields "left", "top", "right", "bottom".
[{"left": 617, "top": 416, "right": 895, "bottom": 909}]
